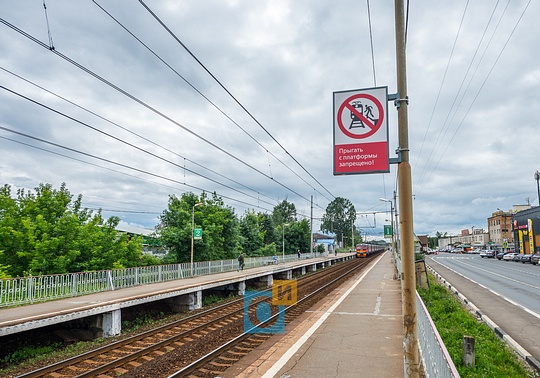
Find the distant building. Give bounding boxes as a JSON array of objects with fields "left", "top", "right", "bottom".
[
  {"left": 116, "top": 226, "right": 165, "bottom": 255},
  {"left": 437, "top": 229, "right": 489, "bottom": 251},
  {"left": 416, "top": 235, "right": 429, "bottom": 253},
  {"left": 488, "top": 210, "right": 514, "bottom": 246},
  {"left": 312, "top": 232, "right": 335, "bottom": 254},
  {"left": 512, "top": 207, "right": 540, "bottom": 254}
]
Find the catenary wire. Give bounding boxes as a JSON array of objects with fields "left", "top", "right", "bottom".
[
  {"left": 138, "top": 0, "right": 335, "bottom": 201},
  {"left": 91, "top": 0, "right": 333, "bottom": 204},
  {"left": 419, "top": 0, "right": 532, "bottom": 188},
  {"left": 0, "top": 85, "right": 278, "bottom": 208},
  {"left": 0, "top": 127, "right": 277, "bottom": 212},
  {"left": 0, "top": 17, "right": 316, "bottom": 206},
  {"left": 414, "top": 0, "right": 504, "bottom": 190},
  {"left": 412, "top": 0, "right": 470, "bottom": 178},
  {"left": 0, "top": 135, "right": 277, "bottom": 216},
  {"left": 0, "top": 66, "right": 277, "bottom": 205}
]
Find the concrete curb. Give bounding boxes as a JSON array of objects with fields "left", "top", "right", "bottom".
[{"left": 427, "top": 265, "right": 540, "bottom": 374}]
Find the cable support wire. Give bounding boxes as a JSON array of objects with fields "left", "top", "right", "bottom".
[
  {"left": 42, "top": 0, "right": 54, "bottom": 50},
  {"left": 0, "top": 17, "right": 317, "bottom": 207}
]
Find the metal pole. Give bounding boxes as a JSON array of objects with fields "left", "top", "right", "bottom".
[
  {"left": 351, "top": 220, "right": 354, "bottom": 252},
  {"left": 282, "top": 223, "right": 289, "bottom": 262},
  {"left": 394, "top": 190, "right": 399, "bottom": 254},
  {"left": 190, "top": 202, "right": 202, "bottom": 277},
  {"left": 282, "top": 225, "right": 285, "bottom": 262},
  {"left": 535, "top": 171, "right": 540, "bottom": 206},
  {"left": 310, "top": 195, "right": 314, "bottom": 257},
  {"left": 394, "top": 0, "right": 419, "bottom": 376}
]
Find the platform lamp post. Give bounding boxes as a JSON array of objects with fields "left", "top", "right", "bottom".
[
  {"left": 282, "top": 223, "right": 290, "bottom": 263},
  {"left": 379, "top": 198, "right": 395, "bottom": 253},
  {"left": 190, "top": 202, "right": 203, "bottom": 277},
  {"left": 535, "top": 171, "right": 540, "bottom": 206}
]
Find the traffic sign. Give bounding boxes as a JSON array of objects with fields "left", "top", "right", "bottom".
[
  {"left": 194, "top": 228, "right": 202, "bottom": 240},
  {"left": 333, "top": 86, "right": 389, "bottom": 175},
  {"left": 336, "top": 93, "right": 384, "bottom": 139}
]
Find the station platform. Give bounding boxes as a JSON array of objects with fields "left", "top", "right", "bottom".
[
  {"left": 0, "top": 254, "right": 353, "bottom": 336},
  {"left": 224, "top": 251, "right": 404, "bottom": 378}
]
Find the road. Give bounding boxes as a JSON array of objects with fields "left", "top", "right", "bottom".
[{"left": 426, "top": 252, "right": 540, "bottom": 369}]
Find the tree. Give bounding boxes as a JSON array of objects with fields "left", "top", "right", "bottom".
[
  {"left": 258, "top": 213, "right": 277, "bottom": 246},
  {"left": 0, "top": 183, "right": 147, "bottom": 277},
  {"left": 320, "top": 197, "right": 356, "bottom": 247},
  {"left": 158, "top": 192, "right": 240, "bottom": 263},
  {"left": 238, "top": 210, "right": 264, "bottom": 256},
  {"left": 272, "top": 200, "right": 297, "bottom": 226}
]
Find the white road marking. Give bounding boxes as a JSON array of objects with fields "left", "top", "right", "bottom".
[{"left": 431, "top": 258, "right": 540, "bottom": 320}]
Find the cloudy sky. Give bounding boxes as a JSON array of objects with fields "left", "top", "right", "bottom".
[{"left": 1, "top": 0, "right": 538, "bottom": 239}]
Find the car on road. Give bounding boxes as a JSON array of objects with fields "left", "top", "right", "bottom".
[
  {"left": 503, "top": 252, "right": 519, "bottom": 261},
  {"left": 531, "top": 253, "right": 540, "bottom": 265},
  {"left": 480, "top": 250, "right": 495, "bottom": 258},
  {"left": 512, "top": 253, "right": 522, "bottom": 262},
  {"left": 521, "top": 254, "right": 532, "bottom": 264}
]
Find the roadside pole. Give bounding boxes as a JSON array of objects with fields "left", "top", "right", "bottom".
[{"left": 394, "top": 0, "right": 420, "bottom": 376}]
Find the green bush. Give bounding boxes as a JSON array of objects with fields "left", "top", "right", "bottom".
[{"left": 418, "top": 277, "right": 532, "bottom": 377}]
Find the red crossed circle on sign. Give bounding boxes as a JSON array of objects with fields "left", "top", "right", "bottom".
[{"left": 337, "top": 93, "right": 384, "bottom": 139}]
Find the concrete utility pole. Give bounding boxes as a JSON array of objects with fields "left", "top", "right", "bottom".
[{"left": 394, "top": 0, "right": 420, "bottom": 376}]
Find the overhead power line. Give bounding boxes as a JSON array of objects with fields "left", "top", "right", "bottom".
[
  {"left": 0, "top": 17, "right": 315, "bottom": 205},
  {"left": 0, "top": 135, "right": 275, "bottom": 215},
  {"left": 0, "top": 67, "right": 277, "bottom": 205},
  {"left": 1, "top": 85, "right": 279, "bottom": 207},
  {"left": 0, "top": 126, "right": 275, "bottom": 212},
  {"left": 91, "top": 0, "right": 333, "bottom": 204},
  {"left": 138, "top": 0, "right": 335, "bottom": 201}
]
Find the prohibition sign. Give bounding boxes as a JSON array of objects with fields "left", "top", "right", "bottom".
[{"left": 337, "top": 93, "right": 384, "bottom": 139}]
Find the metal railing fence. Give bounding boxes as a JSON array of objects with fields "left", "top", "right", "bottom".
[
  {"left": 416, "top": 291, "right": 460, "bottom": 378},
  {"left": 392, "top": 250, "right": 459, "bottom": 377},
  {"left": 0, "top": 252, "right": 325, "bottom": 308}
]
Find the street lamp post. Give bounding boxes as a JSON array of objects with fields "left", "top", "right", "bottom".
[
  {"left": 282, "top": 223, "right": 289, "bottom": 262},
  {"left": 190, "top": 202, "right": 203, "bottom": 276},
  {"left": 535, "top": 171, "right": 540, "bottom": 206}
]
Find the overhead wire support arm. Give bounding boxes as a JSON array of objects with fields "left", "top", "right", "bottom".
[
  {"left": 388, "top": 92, "right": 409, "bottom": 109},
  {"left": 387, "top": 93, "right": 407, "bottom": 164}
]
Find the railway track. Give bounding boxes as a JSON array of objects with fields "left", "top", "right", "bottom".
[{"left": 16, "top": 254, "right": 378, "bottom": 378}]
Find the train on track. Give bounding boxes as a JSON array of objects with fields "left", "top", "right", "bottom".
[{"left": 355, "top": 243, "right": 386, "bottom": 258}]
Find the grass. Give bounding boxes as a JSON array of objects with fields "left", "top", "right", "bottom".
[{"left": 418, "top": 275, "right": 537, "bottom": 377}]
